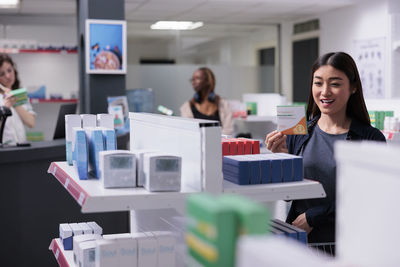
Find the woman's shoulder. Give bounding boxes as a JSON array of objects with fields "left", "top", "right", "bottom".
[{"left": 350, "top": 119, "right": 386, "bottom": 141}]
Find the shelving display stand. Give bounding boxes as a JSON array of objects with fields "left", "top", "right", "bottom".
[{"left": 48, "top": 112, "right": 326, "bottom": 266}]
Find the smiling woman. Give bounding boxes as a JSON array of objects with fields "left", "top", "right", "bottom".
[{"left": 265, "top": 52, "right": 385, "bottom": 254}]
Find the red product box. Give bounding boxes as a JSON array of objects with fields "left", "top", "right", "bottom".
[{"left": 233, "top": 139, "right": 245, "bottom": 155}]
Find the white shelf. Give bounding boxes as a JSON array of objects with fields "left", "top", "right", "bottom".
[
  {"left": 223, "top": 179, "right": 326, "bottom": 202},
  {"left": 49, "top": 239, "right": 74, "bottom": 267},
  {"left": 48, "top": 162, "right": 197, "bottom": 213},
  {"left": 234, "top": 115, "right": 276, "bottom": 122}
]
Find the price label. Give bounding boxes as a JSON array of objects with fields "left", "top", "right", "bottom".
[
  {"left": 78, "top": 192, "right": 85, "bottom": 206},
  {"left": 55, "top": 248, "right": 59, "bottom": 259},
  {"left": 64, "top": 178, "right": 70, "bottom": 189}
]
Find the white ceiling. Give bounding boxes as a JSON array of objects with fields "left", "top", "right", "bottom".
[
  {"left": 0, "top": 0, "right": 367, "bottom": 44},
  {"left": 4, "top": 0, "right": 363, "bottom": 24}
]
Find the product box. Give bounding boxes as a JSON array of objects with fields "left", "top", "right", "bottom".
[
  {"left": 59, "top": 223, "right": 73, "bottom": 250},
  {"left": 270, "top": 221, "right": 297, "bottom": 240},
  {"left": 78, "top": 240, "right": 97, "bottom": 267},
  {"left": 99, "top": 150, "right": 136, "bottom": 188},
  {"left": 223, "top": 156, "right": 250, "bottom": 185},
  {"left": 87, "top": 221, "right": 103, "bottom": 235},
  {"left": 97, "top": 113, "right": 114, "bottom": 129},
  {"left": 272, "top": 219, "right": 307, "bottom": 244},
  {"left": 103, "top": 233, "right": 138, "bottom": 267},
  {"left": 152, "top": 231, "right": 176, "bottom": 267},
  {"left": 258, "top": 154, "right": 282, "bottom": 183},
  {"left": 275, "top": 153, "right": 303, "bottom": 181},
  {"left": 101, "top": 128, "right": 116, "bottom": 151},
  {"left": 78, "top": 222, "right": 93, "bottom": 235},
  {"left": 131, "top": 232, "right": 158, "bottom": 267},
  {"left": 277, "top": 105, "right": 307, "bottom": 135},
  {"left": 72, "top": 127, "right": 88, "bottom": 180},
  {"left": 242, "top": 155, "right": 261, "bottom": 184},
  {"left": 84, "top": 127, "right": 105, "bottom": 178},
  {"left": 131, "top": 149, "right": 157, "bottom": 187},
  {"left": 186, "top": 194, "right": 237, "bottom": 267},
  {"left": 95, "top": 239, "right": 118, "bottom": 267},
  {"left": 268, "top": 153, "right": 292, "bottom": 182},
  {"left": 80, "top": 114, "right": 97, "bottom": 128},
  {"left": 219, "top": 194, "right": 271, "bottom": 235},
  {"left": 9, "top": 88, "right": 28, "bottom": 106},
  {"left": 69, "top": 223, "right": 84, "bottom": 236},
  {"left": 65, "top": 114, "right": 81, "bottom": 165},
  {"left": 73, "top": 234, "right": 102, "bottom": 264}
]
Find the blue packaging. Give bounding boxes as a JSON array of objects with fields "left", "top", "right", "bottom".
[
  {"left": 276, "top": 153, "right": 303, "bottom": 181},
  {"left": 270, "top": 221, "right": 297, "bottom": 240},
  {"left": 85, "top": 128, "right": 105, "bottom": 179},
  {"left": 272, "top": 219, "right": 307, "bottom": 244},
  {"left": 101, "top": 128, "right": 117, "bottom": 151},
  {"left": 72, "top": 128, "right": 88, "bottom": 180},
  {"left": 259, "top": 154, "right": 282, "bottom": 183},
  {"left": 223, "top": 156, "right": 250, "bottom": 185}
]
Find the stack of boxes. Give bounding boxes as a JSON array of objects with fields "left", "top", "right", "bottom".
[
  {"left": 59, "top": 222, "right": 176, "bottom": 267},
  {"left": 185, "top": 194, "right": 270, "bottom": 267},
  {"left": 221, "top": 138, "right": 260, "bottom": 156},
  {"left": 369, "top": 110, "right": 394, "bottom": 130},
  {"left": 223, "top": 153, "right": 303, "bottom": 185}
]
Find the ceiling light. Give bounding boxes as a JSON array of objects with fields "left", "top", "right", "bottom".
[
  {"left": 150, "top": 21, "right": 204, "bottom": 30},
  {"left": 0, "top": 0, "right": 19, "bottom": 8}
]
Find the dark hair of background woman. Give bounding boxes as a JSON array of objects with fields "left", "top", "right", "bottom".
[
  {"left": 190, "top": 67, "right": 220, "bottom": 105},
  {"left": 0, "top": 53, "right": 20, "bottom": 89},
  {"left": 306, "top": 52, "right": 370, "bottom": 125}
]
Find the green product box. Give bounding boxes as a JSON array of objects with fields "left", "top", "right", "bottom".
[
  {"left": 385, "top": 111, "right": 394, "bottom": 117},
  {"left": 186, "top": 194, "right": 237, "bottom": 267},
  {"left": 9, "top": 88, "right": 28, "bottom": 107},
  {"left": 218, "top": 194, "right": 271, "bottom": 235},
  {"left": 26, "top": 131, "right": 44, "bottom": 142},
  {"left": 246, "top": 102, "right": 257, "bottom": 115}
]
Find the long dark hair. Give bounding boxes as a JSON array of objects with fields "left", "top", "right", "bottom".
[
  {"left": 191, "top": 67, "right": 220, "bottom": 105},
  {"left": 0, "top": 53, "right": 20, "bottom": 89},
  {"left": 306, "top": 52, "right": 370, "bottom": 125}
]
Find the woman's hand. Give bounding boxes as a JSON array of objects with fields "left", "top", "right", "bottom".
[
  {"left": 292, "top": 213, "right": 313, "bottom": 234},
  {"left": 2, "top": 87, "right": 16, "bottom": 108},
  {"left": 265, "top": 130, "right": 288, "bottom": 153}
]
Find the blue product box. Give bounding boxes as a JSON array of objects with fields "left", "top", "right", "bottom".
[
  {"left": 85, "top": 128, "right": 105, "bottom": 179},
  {"left": 72, "top": 128, "right": 88, "bottom": 180},
  {"left": 242, "top": 155, "right": 261, "bottom": 184},
  {"left": 259, "top": 158, "right": 271, "bottom": 184},
  {"left": 270, "top": 221, "right": 297, "bottom": 240},
  {"left": 259, "top": 154, "right": 282, "bottom": 183},
  {"left": 273, "top": 219, "right": 307, "bottom": 244},
  {"left": 222, "top": 167, "right": 249, "bottom": 185},
  {"left": 101, "top": 128, "right": 117, "bottom": 150},
  {"left": 223, "top": 156, "right": 250, "bottom": 184},
  {"left": 276, "top": 153, "right": 303, "bottom": 181}
]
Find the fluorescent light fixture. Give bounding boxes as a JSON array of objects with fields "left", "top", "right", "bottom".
[
  {"left": 150, "top": 21, "right": 204, "bottom": 30},
  {"left": 0, "top": 0, "right": 19, "bottom": 8}
]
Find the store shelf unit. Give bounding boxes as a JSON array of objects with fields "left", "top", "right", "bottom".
[
  {"left": 48, "top": 161, "right": 326, "bottom": 213},
  {"left": 48, "top": 162, "right": 196, "bottom": 213},
  {"left": 49, "top": 239, "right": 74, "bottom": 267},
  {"left": 0, "top": 48, "right": 77, "bottom": 54},
  {"left": 30, "top": 98, "right": 78, "bottom": 104}
]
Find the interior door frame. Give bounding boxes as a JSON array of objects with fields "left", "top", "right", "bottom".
[{"left": 254, "top": 41, "right": 279, "bottom": 93}]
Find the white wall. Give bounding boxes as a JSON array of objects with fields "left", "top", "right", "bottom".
[{"left": 281, "top": 0, "right": 392, "bottom": 102}]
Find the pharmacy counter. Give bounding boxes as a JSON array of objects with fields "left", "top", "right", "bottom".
[{"left": 0, "top": 140, "right": 129, "bottom": 267}]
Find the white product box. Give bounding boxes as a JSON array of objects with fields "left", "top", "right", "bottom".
[
  {"left": 78, "top": 240, "right": 97, "bottom": 267},
  {"left": 87, "top": 221, "right": 103, "bottom": 235},
  {"left": 131, "top": 149, "right": 157, "bottom": 187},
  {"left": 131, "top": 232, "right": 158, "bottom": 267},
  {"left": 69, "top": 223, "right": 84, "bottom": 236},
  {"left": 103, "top": 233, "right": 137, "bottom": 267},
  {"left": 152, "top": 231, "right": 176, "bottom": 267},
  {"left": 97, "top": 114, "right": 114, "bottom": 129},
  {"left": 78, "top": 222, "right": 94, "bottom": 234},
  {"left": 95, "top": 239, "right": 118, "bottom": 267},
  {"left": 73, "top": 234, "right": 102, "bottom": 264},
  {"left": 143, "top": 153, "right": 181, "bottom": 192},
  {"left": 99, "top": 150, "right": 136, "bottom": 188},
  {"left": 59, "top": 223, "right": 73, "bottom": 250},
  {"left": 81, "top": 114, "right": 97, "bottom": 128}
]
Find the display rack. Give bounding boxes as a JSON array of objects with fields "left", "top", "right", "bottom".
[
  {"left": 49, "top": 239, "right": 74, "bottom": 267},
  {"left": 0, "top": 48, "right": 77, "bottom": 54},
  {"left": 48, "top": 161, "right": 326, "bottom": 213},
  {"left": 48, "top": 162, "right": 196, "bottom": 213},
  {"left": 30, "top": 99, "right": 78, "bottom": 104}
]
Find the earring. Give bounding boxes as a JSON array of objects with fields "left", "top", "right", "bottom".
[
  {"left": 208, "top": 91, "right": 215, "bottom": 102},
  {"left": 193, "top": 92, "right": 200, "bottom": 103}
]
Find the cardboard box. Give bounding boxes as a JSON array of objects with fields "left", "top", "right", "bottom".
[{"left": 277, "top": 105, "right": 307, "bottom": 135}]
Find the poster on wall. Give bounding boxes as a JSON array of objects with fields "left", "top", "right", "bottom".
[
  {"left": 85, "top": 19, "right": 127, "bottom": 74},
  {"left": 353, "top": 37, "right": 385, "bottom": 98}
]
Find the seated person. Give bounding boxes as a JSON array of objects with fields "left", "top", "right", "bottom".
[{"left": 180, "top": 67, "right": 233, "bottom": 135}]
